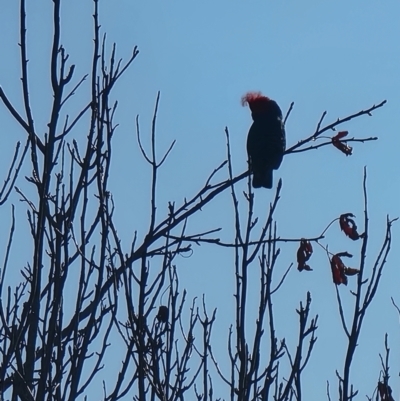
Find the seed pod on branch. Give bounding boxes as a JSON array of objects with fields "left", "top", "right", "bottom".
[{"left": 156, "top": 306, "right": 169, "bottom": 323}]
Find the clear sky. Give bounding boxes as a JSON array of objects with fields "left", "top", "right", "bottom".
[{"left": 0, "top": 1, "right": 399, "bottom": 400}]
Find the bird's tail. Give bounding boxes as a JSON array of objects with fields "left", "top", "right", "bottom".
[{"left": 252, "top": 169, "right": 273, "bottom": 189}]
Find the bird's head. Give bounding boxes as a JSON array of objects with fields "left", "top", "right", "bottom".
[
  {"left": 241, "top": 92, "right": 271, "bottom": 113},
  {"left": 241, "top": 92, "right": 281, "bottom": 120}
]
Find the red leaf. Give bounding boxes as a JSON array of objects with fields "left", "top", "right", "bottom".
[
  {"left": 298, "top": 263, "right": 312, "bottom": 272},
  {"left": 330, "top": 254, "right": 347, "bottom": 285},
  {"left": 333, "top": 131, "right": 349, "bottom": 140},
  {"left": 332, "top": 141, "right": 353, "bottom": 155},
  {"left": 330, "top": 252, "right": 359, "bottom": 285},
  {"left": 344, "top": 267, "right": 360, "bottom": 276},
  {"left": 297, "top": 239, "right": 313, "bottom": 272},
  {"left": 332, "top": 131, "right": 352, "bottom": 155},
  {"left": 339, "top": 213, "right": 364, "bottom": 240},
  {"left": 378, "top": 382, "right": 395, "bottom": 401}
]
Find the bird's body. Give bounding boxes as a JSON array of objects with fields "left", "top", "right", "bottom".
[{"left": 242, "top": 93, "right": 286, "bottom": 189}]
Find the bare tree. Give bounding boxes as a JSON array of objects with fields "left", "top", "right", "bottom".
[{"left": 0, "top": 1, "right": 393, "bottom": 401}]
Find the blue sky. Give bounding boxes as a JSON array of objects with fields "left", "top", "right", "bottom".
[{"left": 0, "top": 1, "right": 399, "bottom": 399}]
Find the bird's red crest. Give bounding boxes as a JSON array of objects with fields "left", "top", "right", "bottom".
[{"left": 241, "top": 92, "right": 271, "bottom": 113}]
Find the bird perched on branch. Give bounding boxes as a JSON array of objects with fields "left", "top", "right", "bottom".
[{"left": 242, "top": 92, "right": 286, "bottom": 189}]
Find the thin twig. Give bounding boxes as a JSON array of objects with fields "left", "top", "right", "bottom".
[{"left": 286, "top": 100, "right": 386, "bottom": 154}]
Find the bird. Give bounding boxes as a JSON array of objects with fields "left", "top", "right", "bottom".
[{"left": 242, "top": 92, "right": 286, "bottom": 189}]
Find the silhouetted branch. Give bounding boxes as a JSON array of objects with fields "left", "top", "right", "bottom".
[
  {"left": 335, "top": 169, "right": 395, "bottom": 401},
  {"left": 166, "top": 234, "right": 324, "bottom": 248},
  {"left": 286, "top": 100, "right": 386, "bottom": 154},
  {"left": 0, "top": 139, "right": 29, "bottom": 205},
  {"left": 288, "top": 136, "right": 377, "bottom": 154},
  {"left": 284, "top": 102, "right": 295, "bottom": 125}
]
